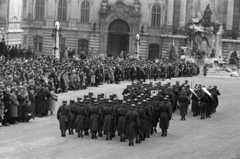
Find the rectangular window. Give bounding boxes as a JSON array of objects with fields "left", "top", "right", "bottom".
[
  {"left": 35, "top": 0, "right": 44, "bottom": 20},
  {"left": 60, "top": 38, "right": 66, "bottom": 51}
]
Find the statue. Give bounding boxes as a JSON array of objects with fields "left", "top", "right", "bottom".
[
  {"left": 101, "top": 0, "right": 109, "bottom": 12},
  {"left": 200, "top": 4, "right": 213, "bottom": 27},
  {"left": 131, "top": 0, "right": 141, "bottom": 14}
]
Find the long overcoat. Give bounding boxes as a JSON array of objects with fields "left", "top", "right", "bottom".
[{"left": 126, "top": 110, "right": 140, "bottom": 139}]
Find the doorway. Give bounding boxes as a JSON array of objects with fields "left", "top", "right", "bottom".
[{"left": 107, "top": 19, "right": 130, "bottom": 58}]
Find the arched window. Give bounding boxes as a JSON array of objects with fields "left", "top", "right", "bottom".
[
  {"left": 78, "top": 39, "right": 88, "bottom": 55},
  {"left": 58, "top": 0, "right": 67, "bottom": 21},
  {"left": 81, "top": 0, "right": 90, "bottom": 22},
  {"left": 148, "top": 44, "right": 160, "bottom": 60},
  {"left": 151, "top": 4, "right": 161, "bottom": 27},
  {"left": 35, "top": 0, "right": 44, "bottom": 20},
  {"left": 33, "top": 36, "right": 43, "bottom": 52}
]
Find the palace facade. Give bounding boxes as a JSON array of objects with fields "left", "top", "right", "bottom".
[{"left": 1, "top": 0, "right": 240, "bottom": 60}]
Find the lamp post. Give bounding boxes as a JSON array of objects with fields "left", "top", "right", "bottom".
[
  {"left": 0, "top": 28, "right": 6, "bottom": 40},
  {"left": 51, "top": 21, "right": 62, "bottom": 59},
  {"left": 135, "top": 34, "right": 140, "bottom": 60}
]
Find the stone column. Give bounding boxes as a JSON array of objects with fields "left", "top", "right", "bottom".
[
  {"left": 167, "top": 0, "right": 174, "bottom": 26},
  {"left": 226, "top": 0, "right": 234, "bottom": 30},
  {"left": 179, "top": 0, "right": 187, "bottom": 27}
]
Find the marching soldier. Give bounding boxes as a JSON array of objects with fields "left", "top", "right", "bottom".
[
  {"left": 89, "top": 100, "right": 100, "bottom": 139},
  {"left": 68, "top": 100, "right": 76, "bottom": 135},
  {"left": 159, "top": 97, "right": 172, "bottom": 137},
  {"left": 178, "top": 89, "right": 189, "bottom": 120},
  {"left": 116, "top": 101, "right": 128, "bottom": 142},
  {"left": 75, "top": 100, "right": 87, "bottom": 137},
  {"left": 57, "top": 100, "right": 70, "bottom": 137},
  {"left": 126, "top": 104, "right": 140, "bottom": 146},
  {"left": 103, "top": 100, "right": 114, "bottom": 140}
]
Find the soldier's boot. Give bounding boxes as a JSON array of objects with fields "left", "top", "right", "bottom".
[
  {"left": 161, "top": 129, "right": 164, "bottom": 137},
  {"left": 136, "top": 137, "right": 139, "bottom": 144},
  {"left": 141, "top": 135, "right": 145, "bottom": 141},
  {"left": 154, "top": 127, "right": 157, "bottom": 133},
  {"left": 61, "top": 130, "right": 64, "bottom": 137},
  {"left": 105, "top": 132, "right": 109, "bottom": 140},
  {"left": 128, "top": 138, "right": 131, "bottom": 146},
  {"left": 91, "top": 133, "right": 94, "bottom": 139},
  {"left": 94, "top": 132, "right": 97, "bottom": 139},
  {"left": 139, "top": 136, "right": 141, "bottom": 143},
  {"left": 165, "top": 129, "right": 167, "bottom": 136},
  {"left": 63, "top": 130, "right": 66, "bottom": 137},
  {"left": 85, "top": 130, "right": 89, "bottom": 136},
  {"left": 71, "top": 129, "right": 74, "bottom": 135},
  {"left": 78, "top": 132, "right": 80, "bottom": 138},
  {"left": 131, "top": 138, "right": 134, "bottom": 146},
  {"left": 98, "top": 131, "right": 102, "bottom": 137},
  {"left": 120, "top": 134, "right": 123, "bottom": 142},
  {"left": 80, "top": 130, "right": 83, "bottom": 137},
  {"left": 123, "top": 135, "right": 126, "bottom": 142},
  {"left": 68, "top": 129, "right": 71, "bottom": 135},
  {"left": 109, "top": 132, "right": 112, "bottom": 140}
]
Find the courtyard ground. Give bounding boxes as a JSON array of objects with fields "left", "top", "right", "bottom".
[{"left": 0, "top": 75, "right": 240, "bottom": 159}]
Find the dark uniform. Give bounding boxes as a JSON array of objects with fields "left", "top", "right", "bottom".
[
  {"left": 126, "top": 104, "right": 140, "bottom": 146},
  {"left": 57, "top": 101, "right": 70, "bottom": 137},
  {"left": 159, "top": 99, "right": 172, "bottom": 137},
  {"left": 68, "top": 100, "right": 76, "bottom": 135},
  {"left": 89, "top": 101, "right": 100, "bottom": 139},
  {"left": 75, "top": 101, "right": 87, "bottom": 137},
  {"left": 178, "top": 91, "right": 189, "bottom": 120},
  {"left": 103, "top": 101, "right": 114, "bottom": 140},
  {"left": 116, "top": 101, "right": 128, "bottom": 142}
]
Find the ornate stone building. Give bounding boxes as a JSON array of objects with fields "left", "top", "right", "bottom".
[
  {"left": 19, "top": 0, "right": 240, "bottom": 60},
  {"left": 0, "top": 0, "right": 23, "bottom": 45}
]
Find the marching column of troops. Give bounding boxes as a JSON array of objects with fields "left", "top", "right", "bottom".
[{"left": 57, "top": 80, "right": 220, "bottom": 146}]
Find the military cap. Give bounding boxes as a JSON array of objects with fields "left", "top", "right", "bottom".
[
  {"left": 137, "top": 102, "right": 141, "bottom": 105},
  {"left": 134, "top": 98, "right": 138, "bottom": 101},
  {"left": 77, "top": 97, "right": 82, "bottom": 101},
  {"left": 163, "top": 97, "right": 168, "bottom": 101},
  {"left": 62, "top": 100, "right": 67, "bottom": 104},
  {"left": 70, "top": 100, "right": 75, "bottom": 103},
  {"left": 142, "top": 100, "right": 146, "bottom": 103},
  {"left": 122, "top": 101, "right": 126, "bottom": 104},
  {"left": 108, "top": 100, "right": 112, "bottom": 103},
  {"left": 80, "top": 100, "right": 84, "bottom": 103},
  {"left": 131, "top": 104, "right": 135, "bottom": 108},
  {"left": 127, "top": 99, "right": 131, "bottom": 102}
]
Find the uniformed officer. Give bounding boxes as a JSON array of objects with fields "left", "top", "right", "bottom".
[
  {"left": 159, "top": 97, "right": 172, "bottom": 137},
  {"left": 57, "top": 100, "right": 70, "bottom": 137}
]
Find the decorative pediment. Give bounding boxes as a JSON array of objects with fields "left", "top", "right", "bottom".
[{"left": 99, "top": 0, "right": 141, "bottom": 19}]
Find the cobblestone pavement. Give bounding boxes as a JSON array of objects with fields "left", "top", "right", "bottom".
[{"left": 1, "top": 76, "right": 240, "bottom": 159}]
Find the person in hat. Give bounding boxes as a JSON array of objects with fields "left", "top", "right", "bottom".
[
  {"left": 116, "top": 101, "right": 128, "bottom": 142},
  {"left": 49, "top": 87, "right": 57, "bottom": 115},
  {"left": 83, "top": 98, "right": 91, "bottom": 136},
  {"left": 89, "top": 100, "right": 100, "bottom": 139},
  {"left": 97, "top": 98, "right": 105, "bottom": 137},
  {"left": 0, "top": 89, "right": 4, "bottom": 126},
  {"left": 126, "top": 104, "right": 140, "bottom": 146},
  {"left": 159, "top": 97, "right": 172, "bottom": 137},
  {"left": 68, "top": 100, "right": 76, "bottom": 135},
  {"left": 75, "top": 100, "right": 87, "bottom": 137},
  {"left": 2, "top": 87, "right": 11, "bottom": 126},
  {"left": 178, "top": 90, "right": 189, "bottom": 121},
  {"left": 103, "top": 100, "right": 114, "bottom": 140},
  {"left": 135, "top": 102, "right": 146, "bottom": 143},
  {"left": 9, "top": 87, "right": 19, "bottom": 124},
  {"left": 57, "top": 100, "right": 70, "bottom": 137}
]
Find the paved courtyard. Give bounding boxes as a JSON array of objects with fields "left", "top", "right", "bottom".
[{"left": 0, "top": 75, "right": 240, "bottom": 159}]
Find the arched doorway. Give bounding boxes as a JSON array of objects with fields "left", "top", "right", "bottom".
[
  {"left": 108, "top": 19, "right": 130, "bottom": 58},
  {"left": 148, "top": 44, "right": 160, "bottom": 60}
]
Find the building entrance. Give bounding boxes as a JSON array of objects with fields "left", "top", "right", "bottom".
[{"left": 107, "top": 19, "right": 130, "bottom": 58}]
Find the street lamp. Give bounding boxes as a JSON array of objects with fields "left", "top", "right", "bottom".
[
  {"left": 51, "top": 21, "right": 62, "bottom": 59},
  {"left": 0, "top": 28, "right": 6, "bottom": 39},
  {"left": 135, "top": 34, "right": 140, "bottom": 60}
]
